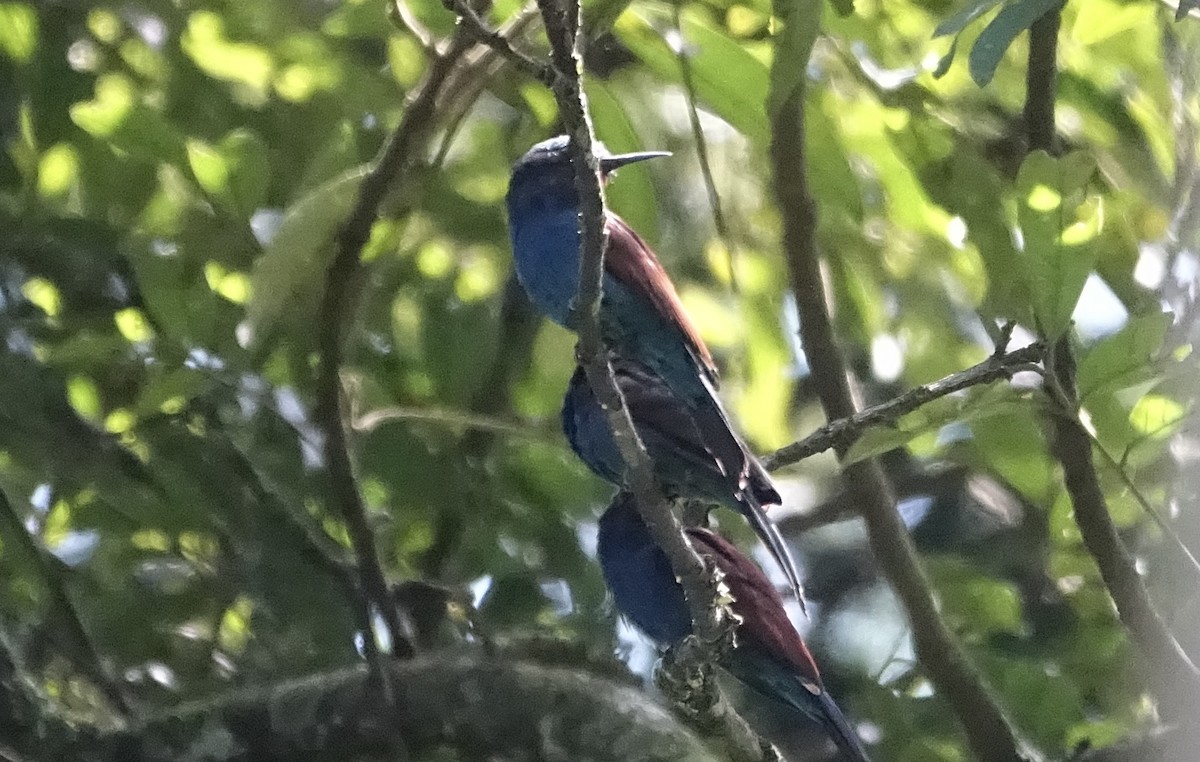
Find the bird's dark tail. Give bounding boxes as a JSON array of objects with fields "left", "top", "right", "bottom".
[
  {"left": 740, "top": 492, "right": 808, "bottom": 615},
  {"left": 814, "top": 689, "right": 872, "bottom": 762}
]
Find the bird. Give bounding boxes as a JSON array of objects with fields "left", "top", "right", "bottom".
[
  {"left": 507, "top": 135, "right": 728, "bottom": 417},
  {"left": 508, "top": 135, "right": 804, "bottom": 603},
  {"left": 598, "top": 490, "right": 872, "bottom": 762},
  {"left": 562, "top": 357, "right": 804, "bottom": 610}
]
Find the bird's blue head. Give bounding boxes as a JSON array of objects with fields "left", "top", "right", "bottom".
[
  {"left": 506, "top": 135, "right": 669, "bottom": 214},
  {"left": 506, "top": 136, "right": 669, "bottom": 325}
]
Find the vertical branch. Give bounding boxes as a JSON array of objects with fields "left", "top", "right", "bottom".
[
  {"left": 0, "top": 488, "right": 129, "bottom": 717},
  {"left": 769, "top": 70, "right": 1030, "bottom": 762},
  {"left": 534, "top": 2, "right": 774, "bottom": 757},
  {"left": 532, "top": 0, "right": 721, "bottom": 645},
  {"left": 1022, "top": 8, "right": 1061, "bottom": 155},
  {"left": 1025, "top": 4, "right": 1200, "bottom": 703},
  {"left": 316, "top": 32, "right": 472, "bottom": 668}
]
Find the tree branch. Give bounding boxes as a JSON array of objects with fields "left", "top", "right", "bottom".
[
  {"left": 451, "top": 0, "right": 557, "bottom": 86},
  {"left": 0, "top": 487, "right": 129, "bottom": 718},
  {"left": 764, "top": 343, "right": 1044, "bottom": 470},
  {"left": 1024, "top": 4, "right": 1200, "bottom": 707},
  {"left": 22, "top": 657, "right": 723, "bottom": 762},
  {"left": 316, "top": 30, "right": 473, "bottom": 672},
  {"left": 769, "top": 70, "right": 1031, "bottom": 762},
  {"left": 431, "top": 4, "right": 544, "bottom": 167},
  {"left": 1022, "top": 5, "right": 1062, "bottom": 156},
  {"left": 534, "top": 0, "right": 723, "bottom": 652},
  {"left": 533, "top": 2, "right": 771, "bottom": 758}
]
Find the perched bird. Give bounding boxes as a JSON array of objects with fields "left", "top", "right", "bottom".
[
  {"left": 508, "top": 135, "right": 803, "bottom": 602},
  {"left": 598, "top": 491, "right": 871, "bottom": 762},
  {"left": 506, "top": 135, "right": 710, "bottom": 393},
  {"left": 562, "top": 358, "right": 803, "bottom": 609}
]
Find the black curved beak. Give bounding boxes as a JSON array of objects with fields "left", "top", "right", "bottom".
[{"left": 599, "top": 151, "right": 671, "bottom": 173}]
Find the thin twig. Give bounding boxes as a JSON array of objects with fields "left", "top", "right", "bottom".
[
  {"left": 0, "top": 487, "right": 130, "bottom": 718},
  {"left": 764, "top": 343, "right": 1044, "bottom": 470},
  {"left": 431, "top": 4, "right": 543, "bottom": 169},
  {"left": 769, "top": 40, "right": 1031, "bottom": 762},
  {"left": 672, "top": 1, "right": 739, "bottom": 293},
  {"left": 1089, "top": 432, "right": 1200, "bottom": 583},
  {"left": 452, "top": 0, "right": 557, "bottom": 86},
  {"left": 533, "top": 1, "right": 771, "bottom": 758},
  {"left": 316, "top": 29, "right": 473, "bottom": 691},
  {"left": 1024, "top": 3, "right": 1200, "bottom": 705}
]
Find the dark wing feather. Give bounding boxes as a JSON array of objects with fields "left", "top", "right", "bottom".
[
  {"left": 613, "top": 361, "right": 725, "bottom": 475},
  {"left": 613, "top": 359, "right": 805, "bottom": 610},
  {"left": 604, "top": 214, "right": 719, "bottom": 385},
  {"left": 613, "top": 360, "right": 748, "bottom": 494}
]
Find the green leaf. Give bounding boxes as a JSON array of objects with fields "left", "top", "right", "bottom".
[
  {"left": 0, "top": 2, "right": 37, "bottom": 63},
  {"left": 219, "top": 129, "right": 270, "bottom": 219},
  {"left": 186, "top": 139, "right": 229, "bottom": 201},
  {"left": 71, "top": 74, "right": 186, "bottom": 166},
  {"left": 928, "top": 559, "right": 1023, "bottom": 635},
  {"left": 187, "top": 129, "right": 269, "bottom": 219},
  {"left": 932, "top": 34, "right": 960, "bottom": 78},
  {"left": 767, "top": 0, "right": 822, "bottom": 118},
  {"left": 245, "top": 165, "right": 369, "bottom": 352},
  {"left": 933, "top": 0, "right": 1003, "bottom": 37},
  {"left": 1077, "top": 311, "right": 1173, "bottom": 401},
  {"left": 827, "top": 0, "right": 854, "bottom": 17},
  {"left": 586, "top": 81, "right": 661, "bottom": 241},
  {"left": 968, "top": 0, "right": 1062, "bottom": 87},
  {"left": 297, "top": 121, "right": 360, "bottom": 196},
  {"left": 805, "top": 100, "right": 863, "bottom": 221},
  {"left": 616, "top": 7, "right": 769, "bottom": 144},
  {"left": 583, "top": 0, "right": 636, "bottom": 35},
  {"left": 1015, "top": 149, "right": 1100, "bottom": 338}
]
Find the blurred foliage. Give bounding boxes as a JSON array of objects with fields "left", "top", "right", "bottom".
[{"left": 1, "top": 0, "right": 1199, "bottom": 760}]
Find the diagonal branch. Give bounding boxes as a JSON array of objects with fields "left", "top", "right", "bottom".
[
  {"left": 0, "top": 487, "right": 129, "bottom": 718},
  {"left": 769, "top": 49, "right": 1031, "bottom": 762},
  {"left": 316, "top": 30, "right": 473, "bottom": 678},
  {"left": 1023, "top": 3, "right": 1200, "bottom": 706},
  {"left": 451, "top": 0, "right": 557, "bottom": 86},
  {"left": 764, "top": 343, "right": 1044, "bottom": 470}
]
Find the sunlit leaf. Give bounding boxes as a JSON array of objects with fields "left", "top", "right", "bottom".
[
  {"left": 1015, "top": 150, "right": 1100, "bottom": 338},
  {"left": 219, "top": 129, "right": 270, "bottom": 219},
  {"left": 616, "top": 7, "right": 769, "bottom": 144},
  {"left": 1077, "top": 311, "right": 1172, "bottom": 401},
  {"left": 245, "top": 166, "right": 369, "bottom": 351},
  {"left": 586, "top": 80, "right": 661, "bottom": 241},
  {"left": 0, "top": 2, "right": 37, "bottom": 63}
]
